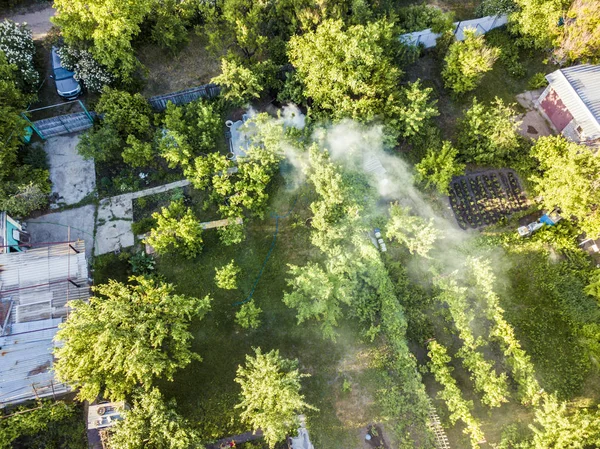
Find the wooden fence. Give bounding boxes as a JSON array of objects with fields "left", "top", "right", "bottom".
[{"left": 148, "top": 83, "right": 221, "bottom": 111}]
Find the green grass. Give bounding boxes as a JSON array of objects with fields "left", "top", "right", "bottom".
[{"left": 139, "top": 185, "right": 386, "bottom": 446}]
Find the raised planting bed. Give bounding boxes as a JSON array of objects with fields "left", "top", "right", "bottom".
[{"left": 449, "top": 169, "right": 529, "bottom": 230}]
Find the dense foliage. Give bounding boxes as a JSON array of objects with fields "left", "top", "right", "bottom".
[
  {"left": 457, "top": 97, "right": 522, "bottom": 166},
  {"left": 56, "top": 46, "right": 114, "bottom": 92},
  {"left": 235, "top": 348, "right": 315, "bottom": 448},
  {"left": 0, "top": 19, "right": 38, "bottom": 90},
  {"left": 146, "top": 200, "right": 204, "bottom": 258},
  {"left": 215, "top": 259, "right": 240, "bottom": 290},
  {"left": 530, "top": 135, "right": 600, "bottom": 237},
  {"left": 415, "top": 140, "right": 465, "bottom": 194},
  {"left": 442, "top": 29, "right": 500, "bottom": 95},
  {"left": 0, "top": 401, "right": 86, "bottom": 449},
  {"left": 54, "top": 276, "right": 211, "bottom": 401},
  {"left": 107, "top": 389, "right": 201, "bottom": 449}
]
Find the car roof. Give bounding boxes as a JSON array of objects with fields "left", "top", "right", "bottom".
[{"left": 51, "top": 46, "right": 63, "bottom": 69}]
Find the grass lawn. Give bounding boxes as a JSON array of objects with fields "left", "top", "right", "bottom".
[{"left": 97, "top": 182, "right": 389, "bottom": 446}]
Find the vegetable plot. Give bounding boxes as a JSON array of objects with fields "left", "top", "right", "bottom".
[{"left": 449, "top": 170, "right": 527, "bottom": 229}]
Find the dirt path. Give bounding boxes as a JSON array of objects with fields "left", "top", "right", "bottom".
[{"left": 1, "top": 4, "right": 55, "bottom": 40}]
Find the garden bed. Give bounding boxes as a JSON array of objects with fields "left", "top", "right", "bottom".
[{"left": 449, "top": 169, "right": 529, "bottom": 230}]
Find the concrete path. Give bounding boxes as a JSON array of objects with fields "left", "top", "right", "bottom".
[
  {"left": 515, "top": 89, "right": 554, "bottom": 140},
  {"left": 42, "top": 135, "right": 96, "bottom": 206},
  {"left": 2, "top": 5, "right": 56, "bottom": 40},
  {"left": 94, "top": 180, "right": 191, "bottom": 256}
]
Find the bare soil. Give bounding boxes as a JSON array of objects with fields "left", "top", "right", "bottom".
[{"left": 137, "top": 31, "right": 222, "bottom": 97}]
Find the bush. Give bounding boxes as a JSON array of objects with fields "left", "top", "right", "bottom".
[
  {"left": 57, "top": 46, "right": 114, "bottom": 92},
  {"left": 131, "top": 216, "right": 157, "bottom": 236},
  {"left": 215, "top": 260, "right": 240, "bottom": 290},
  {"left": 129, "top": 251, "right": 155, "bottom": 275},
  {"left": 397, "top": 5, "right": 454, "bottom": 33},
  {"left": 77, "top": 124, "right": 123, "bottom": 162},
  {"left": 235, "top": 300, "right": 262, "bottom": 329},
  {"left": 146, "top": 200, "right": 203, "bottom": 258},
  {"left": 485, "top": 29, "right": 525, "bottom": 78},
  {"left": 218, "top": 221, "right": 245, "bottom": 245},
  {"left": 0, "top": 19, "right": 38, "bottom": 90},
  {"left": 442, "top": 29, "right": 500, "bottom": 95},
  {"left": 528, "top": 72, "right": 549, "bottom": 89}
]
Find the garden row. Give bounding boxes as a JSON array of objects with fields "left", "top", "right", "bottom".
[{"left": 449, "top": 170, "right": 527, "bottom": 229}]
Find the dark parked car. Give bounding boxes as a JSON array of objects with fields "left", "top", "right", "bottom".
[{"left": 50, "top": 47, "right": 82, "bottom": 100}]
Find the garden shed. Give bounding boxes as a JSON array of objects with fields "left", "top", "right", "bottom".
[
  {"left": 536, "top": 64, "right": 600, "bottom": 145},
  {"left": 0, "top": 241, "right": 90, "bottom": 407}
]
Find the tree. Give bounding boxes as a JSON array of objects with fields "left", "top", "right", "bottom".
[
  {"left": 54, "top": 276, "right": 211, "bottom": 402},
  {"left": 107, "top": 388, "right": 201, "bottom": 449},
  {"left": 235, "top": 300, "right": 262, "bottom": 329},
  {"left": 509, "top": 0, "right": 569, "bottom": 50},
  {"left": 0, "top": 19, "right": 39, "bottom": 91},
  {"left": 457, "top": 97, "right": 522, "bottom": 165},
  {"left": 530, "top": 135, "right": 600, "bottom": 237},
  {"left": 235, "top": 348, "right": 316, "bottom": 448},
  {"left": 288, "top": 19, "right": 405, "bottom": 128},
  {"left": 57, "top": 46, "right": 114, "bottom": 92},
  {"left": 529, "top": 394, "right": 600, "bottom": 448},
  {"left": 385, "top": 203, "right": 440, "bottom": 258},
  {"left": 146, "top": 200, "right": 204, "bottom": 258},
  {"left": 283, "top": 262, "right": 346, "bottom": 340},
  {"left": 442, "top": 29, "right": 500, "bottom": 95},
  {"left": 0, "top": 401, "right": 86, "bottom": 449},
  {"left": 1, "top": 182, "right": 49, "bottom": 218},
  {"left": 392, "top": 80, "right": 439, "bottom": 139},
  {"left": 160, "top": 99, "right": 222, "bottom": 168},
  {"left": 77, "top": 124, "right": 123, "bottom": 162},
  {"left": 211, "top": 59, "right": 264, "bottom": 105},
  {"left": 415, "top": 140, "right": 465, "bottom": 194},
  {"left": 397, "top": 4, "right": 454, "bottom": 33},
  {"left": 555, "top": 0, "right": 600, "bottom": 63},
  {"left": 215, "top": 260, "right": 240, "bottom": 289},
  {"left": 96, "top": 88, "right": 153, "bottom": 138},
  {"left": 52, "top": 0, "right": 154, "bottom": 79}
]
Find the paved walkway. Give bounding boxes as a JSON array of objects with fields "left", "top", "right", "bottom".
[
  {"left": 94, "top": 180, "right": 191, "bottom": 256},
  {"left": 2, "top": 5, "right": 56, "bottom": 40}
]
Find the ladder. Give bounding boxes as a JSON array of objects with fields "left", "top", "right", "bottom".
[{"left": 428, "top": 404, "right": 451, "bottom": 449}]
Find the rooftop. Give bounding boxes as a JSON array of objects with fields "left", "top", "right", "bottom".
[
  {"left": 0, "top": 241, "right": 90, "bottom": 407},
  {"left": 546, "top": 64, "right": 600, "bottom": 140}
]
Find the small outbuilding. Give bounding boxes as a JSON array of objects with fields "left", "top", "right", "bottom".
[{"left": 536, "top": 64, "right": 600, "bottom": 145}]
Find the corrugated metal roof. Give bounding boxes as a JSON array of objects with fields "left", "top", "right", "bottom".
[
  {"left": 546, "top": 64, "right": 600, "bottom": 140},
  {"left": 0, "top": 241, "right": 90, "bottom": 408}
]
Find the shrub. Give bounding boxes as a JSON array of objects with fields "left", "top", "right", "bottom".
[
  {"left": 77, "top": 125, "right": 123, "bottom": 162},
  {"left": 397, "top": 4, "right": 454, "bottom": 33},
  {"left": 131, "top": 216, "right": 157, "bottom": 236},
  {"left": 57, "top": 46, "right": 114, "bottom": 92},
  {"left": 218, "top": 220, "right": 245, "bottom": 245},
  {"left": 215, "top": 260, "right": 240, "bottom": 290},
  {"left": 235, "top": 300, "right": 262, "bottom": 329},
  {"left": 1, "top": 182, "right": 48, "bottom": 217},
  {"left": 0, "top": 19, "right": 38, "bottom": 90},
  {"left": 211, "top": 58, "right": 264, "bottom": 106},
  {"left": 129, "top": 251, "right": 155, "bottom": 275},
  {"left": 442, "top": 29, "right": 500, "bottom": 95},
  {"left": 485, "top": 29, "right": 525, "bottom": 78},
  {"left": 528, "top": 72, "right": 549, "bottom": 89}
]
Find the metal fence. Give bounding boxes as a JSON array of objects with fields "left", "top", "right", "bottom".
[
  {"left": 399, "top": 14, "right": 508, "bottom": 49},
  {"left": 148, "top": 83, "right": 221, "bottom": 111}
]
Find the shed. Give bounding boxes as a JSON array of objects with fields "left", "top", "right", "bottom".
[
  {"left": 0, "top": 241, "right": 90, "bottom": 408},
  {"left": 536, "top": 64, "right": 600, "bottom": 144}
]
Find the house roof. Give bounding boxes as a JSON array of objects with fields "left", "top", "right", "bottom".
[
  {"left": 546, "top": 64, "right": 600, "bottom": 140},
  {"left": 0, "top": 241, "right": 89, "bottom": 408}
]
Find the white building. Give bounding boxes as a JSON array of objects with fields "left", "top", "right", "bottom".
[{"left": 536, "top": 64, "right": 600, "bottom": 145}]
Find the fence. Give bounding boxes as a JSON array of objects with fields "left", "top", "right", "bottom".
[
  {"left": 148, "top": 83, "right": 221, "bottom": 111},
  {"left": 399, "top": 14, "right": 508, "bottom": 49}
]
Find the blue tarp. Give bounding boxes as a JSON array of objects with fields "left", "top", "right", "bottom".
[{"left": 540, "top": 214, "right": 556, "bottom": 226}]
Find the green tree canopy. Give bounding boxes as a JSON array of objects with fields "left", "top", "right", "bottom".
[
  {"left": 54, "top": 276, "right": 211, "bottom": 402},
  {"left": 215, "top": 259, "right": 240, "bottom": 290},
  {"left": 160, "top": 99, "right": 222, "bottom": 168},
  {"left": 211, "top": 59, "right": 264, "bottom": 106},
  {"left": 415, "top": 140, "right": 465, "bottom": 194},
  {"left": 0, "top": 401, "right": 86, "bottom": 449},
  {"left": 386, "top": 203, "right": 440, "bottom": 258},
  {"left": 555, "top": 0, "right": 600, "bottom": 63},
  {"left": 530, "top": 135, "right": 600, "bottom": 237},
  {"left": 509, "top": 0, "right": 570, "bottom": 50},
  {"left": 442, "top": 29, "right": 500, "bottom": 95},
  {"left": 146, "top": 200, "right": 204, "bottom": 259},
  {"left": 456, "top": 97, "right": 522, "bottom": 165},
  {"left": 235, "top": 348, "right": 316, "bottom": 448},
  {"left": 288, "top": 19, "right": 406, "bottom": 131},
  {"left": 107, "top": 388, "right": 201, "bottom": 449}
]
